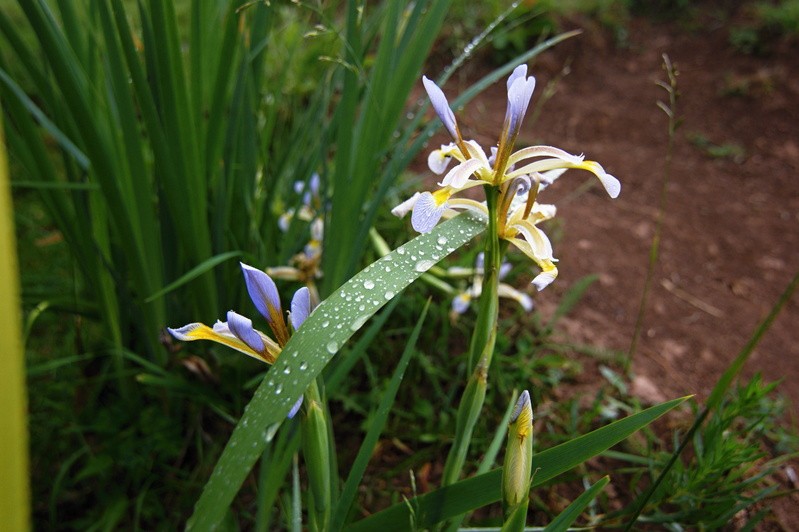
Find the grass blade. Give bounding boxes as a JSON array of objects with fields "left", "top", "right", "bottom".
[
  {"left": 543, "top": 476, "right": 609, "bottom": 532},
  {"left": 330, "top": 300, "right": 430, "bottom": 531},
  {"left": 144, "top": 251, "right": 242, "bottom": 303}
]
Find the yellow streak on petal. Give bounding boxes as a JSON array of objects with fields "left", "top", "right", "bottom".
[{"left": 178, "top": 323, "right": 274, "bottom": 364}]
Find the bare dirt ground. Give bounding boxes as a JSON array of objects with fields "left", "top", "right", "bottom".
[
  {"left": 428, "top": 7, "right": 798, "bottom": 527},
  {"left": 529, "top": 13, "right": 799, "bottom": 414}
]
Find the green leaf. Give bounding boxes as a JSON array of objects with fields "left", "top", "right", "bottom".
[
  {"left": 187, "top": 213, "right": 485, "bottom": 530},
  {"left": 543, "top": 476, "right": 609, "bottom": 532},
  {"left": 346, "top": 396, "right": 688, "bottom": 531}
]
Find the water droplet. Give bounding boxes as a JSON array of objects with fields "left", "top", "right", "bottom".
[
  {"left": 283, "top": 366, "right": 291, "bottom": 375},
  {"left": 350, "top": 315, "right": 369, "bottom": 331},
  {"left": 358, "top": 304, "right": 365, "bottom": 311},
  {"left": 363, "top": 280, "right": 375, "bottom": 289},
  {"left": 275, "top": 383, "right": 283, "bottom": 394},
  {"left": 265, "top": 422, "right": 281, "bottom": 442},
  {"left": 385, "top": 291, "right": 395, "bottom": 300},
  {"left": 397, "top": 246, "right": 406, "bottom": 255},
  {"left": 385, "top": 266, "right": 391, "bottom": 272},
  {"left": 414, "top": 260, "right": 435, "bottom": 272},
  {"left": 326, "top": 341, "right": 338, "bottom": 353},
  {"left": 437, "top": 236, "right": 448, "bottom": 245},
  {"left": 322, "top": 320, "right": 330, "bottom": 328},
  {"left": 291, "top": 351, "right": 298, "bottom": 358},
  {"left": 300, "top": 361, "right": 309, "bottom": 371}
]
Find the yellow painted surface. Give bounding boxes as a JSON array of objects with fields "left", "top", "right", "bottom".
[{"left": 0, "top": 110, "right": 30, "bottom": 529}]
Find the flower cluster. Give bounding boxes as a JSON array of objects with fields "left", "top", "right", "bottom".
[
  {"left": 272, "top": 173, "right": 324, "bottom": 287},
  {"left": 168, "top": 263, "right": 311, "bottom": 417},
  {"left": 393, "top": 66, "right": 620, "bottom": 291}
]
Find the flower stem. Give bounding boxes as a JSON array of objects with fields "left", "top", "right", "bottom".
[{"left": 442, "top": 185, "right": 502, "bottom": 487}]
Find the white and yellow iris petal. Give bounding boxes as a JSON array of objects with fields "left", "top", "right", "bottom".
[
  {"left": 506, "top": 145, "right": 621, "bottom": 198},
  {"left": 438, "top": 158, "right": 490, "bottom": 188},
  {"left": 497, "top": 284, "right": 534, "bottom": 311},
  {"left": 168, "top": 321, "right": 278, "bottom": 364}
]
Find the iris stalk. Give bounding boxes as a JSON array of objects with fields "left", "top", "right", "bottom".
[{"left": 441, "top": 184, "right": 503, "bottom": 487}]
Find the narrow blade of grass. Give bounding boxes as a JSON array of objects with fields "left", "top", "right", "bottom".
[
  {"left": 330, "top": 300, "right": 430, "bottom": 531},
  {"left": 543, "top": 476, "right": 609, "bottom": 532}
]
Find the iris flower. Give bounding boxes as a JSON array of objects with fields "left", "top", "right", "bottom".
[
  {"left": 168, "top": 263, "right": 312, "bottom": 417},
  {"left": 394, "top": 66, "right": 620, "bottom": 291}
]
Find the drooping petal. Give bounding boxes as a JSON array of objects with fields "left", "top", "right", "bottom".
[
  {"left": 507, "top": 145, "right": 584, "bottom": 168},
  {"left": 531, "top": 268, "right": 558, "bottom": 291},
  {"left": 411, "top": 191, "right": 448, "bottom": 233},
  {"left": 498, "top": 283, "right": 534, "bottom": 311},
  {"left": 290, "top": 286, "right": 311, "bottom": 331},
  {"left": 506, "top": 146, "right": 621, "bottom": 198},
  {"left": 578, "top": 161, "right": 621, "bottom": 198},
  {"left": 227, "top": 311, "right": 266, "bottom": 353},
  {"left": 511, "top": 221, "right": 554, "bottom": 261},
  {"left": 391, "top": 192, "right": 421, "bottom": 218},
  {"left": 422, "top": 76, "right": 459, "bottom": 140},
  {"left": 506, "top": 64, "right": 528, "bottom": 91},
  {"left": 168, "top": 322, "right": 275, "bottom": 363},
  {"left": 240, "top": 263, "right": 289, "bottom": 345},
  {"left": 445, "top": 198, "right": 490, "bottom": 220},
  {"left": 428, "top": 149, "right": 453, "bottom": 175},
  {"left": 438, "top": 158, "right": 486, "bottom": 188}
]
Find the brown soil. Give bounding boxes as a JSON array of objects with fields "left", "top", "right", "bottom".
[{"left": 426, "top": 7, "right": 799, "bottom": 528}]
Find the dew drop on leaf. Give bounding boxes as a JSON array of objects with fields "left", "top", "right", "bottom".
[
  {"left": 326, "top": 341, "right": 338, "bottom": 354},
  {"left": 414, "top": 260, "right": 435, "bottom": 272},
  {"left": 363, "top": 280, "right": 375, "bottom": 289}
]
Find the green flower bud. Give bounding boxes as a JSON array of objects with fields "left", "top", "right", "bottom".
[{"left": 502, "top": 390, "right": 533, "bottom": 513}]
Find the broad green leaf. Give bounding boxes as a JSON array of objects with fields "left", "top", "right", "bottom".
[
  {"left": 188, "top": 213, "right": 486, "bottom": 530},
  {"left": 543, "top": 476, "right": 609, "bottom": 532},
  {"left": 346, "top": 396, "right": 688, "bottom": 531}
]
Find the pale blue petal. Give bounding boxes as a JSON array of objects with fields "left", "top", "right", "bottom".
[
  {"left": 240, "top": 262, "right": 282, "bottom": 323},
  {"left": 290, "top": 287, "right": 311, "bottom": 331},
  {"left": 505, "top": 75, "right": 536, "bottom": 139},
  {"left": 287, "top": 396, "right": 304, "bottom": 419},
  {"left": 422, "top": 76, "right": 459, "bottom": 140},
  {"left": 411, "top": 192, "right": 446, "bottom": 233},
  {"left": 227, "top": 311, "right": 266, "bottom": 352}
]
